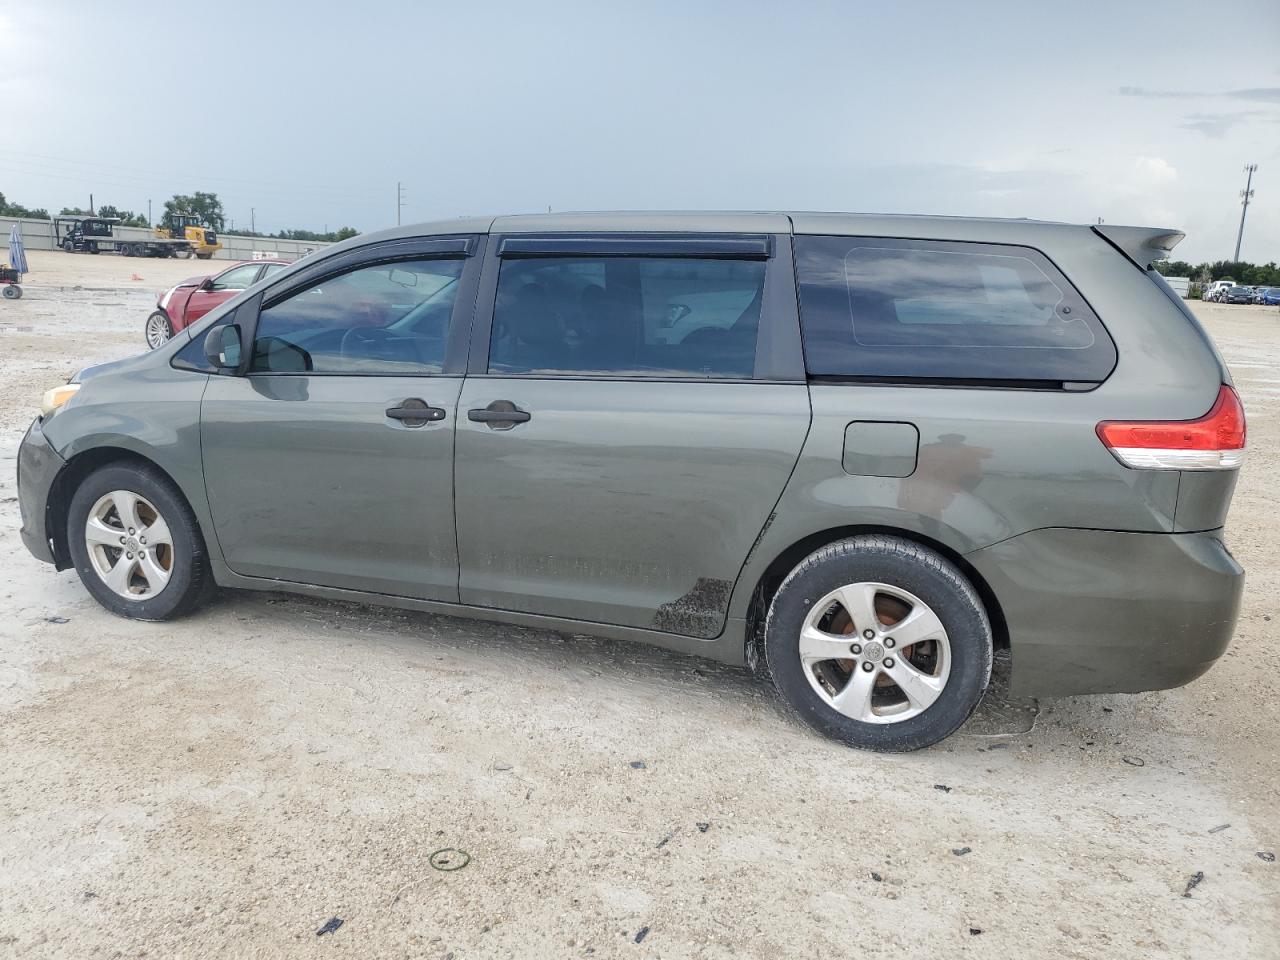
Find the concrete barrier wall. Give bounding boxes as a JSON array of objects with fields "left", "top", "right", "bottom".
[
  {"left": 2, "top": 216, "right": 333, "bottom": 263},
  {"left": 1, "top": 216, "right": 57, "bottom": 251}
]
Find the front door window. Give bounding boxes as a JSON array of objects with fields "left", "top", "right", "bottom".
[{"left": 251, "top": 259, "right": 464, "bottom": 374}]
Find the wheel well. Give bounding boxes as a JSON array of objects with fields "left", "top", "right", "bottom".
[
  {"left": 46, "top": 447, "right": 189, "bottom": 570},
  {"left": 744, "top": 525, "right": 1010, "bottom": 665}
]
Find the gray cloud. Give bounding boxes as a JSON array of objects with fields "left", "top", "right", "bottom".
[
  {"left": 1119, "top": 86, "right": 1198, "bottom": 99},
  {"left": 1180, "top": 109, "right": 1280, "bottom": 138},
  {"left": 1120, "top": 85, "right": 1280, "bottom": 103},
  {"left": 1231, "top": 88, "right": 1280, "bottom": 103},
  {"left": 1182, "top": 113, "right": 1247, "bottom": 138},
  {"left": 1120, "top": 85, "right": 1280, "bottom": 138}
]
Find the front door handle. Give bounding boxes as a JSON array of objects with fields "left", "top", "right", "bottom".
[
  {"left": 386, "top": 398, "right": 446, "bottom": 427},
  {"left": 468, "top": 400, "right": 531, "bottom": 429}
]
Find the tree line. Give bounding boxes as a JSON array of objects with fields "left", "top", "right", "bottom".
[
  {"left": 2, "top": 189, "right": 358, "bottom": 243},
  {"left": 1153, "top": 259, "right": 1279, "bottom": 287}
]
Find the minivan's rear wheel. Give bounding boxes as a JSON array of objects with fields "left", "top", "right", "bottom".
[
  {"left": 144, "top": 311, "right": 172, "bottom": 349},
  {"left": 67, "top": 463, "right": 214, "bottom": 621},
  {"left": 765, "top": 535, "right": 992, "bottom": 752}
]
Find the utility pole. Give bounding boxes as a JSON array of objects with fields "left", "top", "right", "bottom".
[
  {"left": 250, "top": 207, "right": 256, "bottom": 234},
  {"left": 147, "top": 198, "right": 152, "bottom": 227},
  {"left": 1233, "top": 164, "right": 1257, "bottom": 262},
  {"left": 397, "top": 181, "right": 407, "bottom": 226},
  {"left": 89, "top": 193, "right": 94, "bottom": 216}
]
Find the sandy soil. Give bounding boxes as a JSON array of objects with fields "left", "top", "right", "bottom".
[{"left": 1, "top": 250, "right": 1277, "bottom": 958}]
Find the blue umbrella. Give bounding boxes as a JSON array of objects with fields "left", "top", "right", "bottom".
[{"left": 7, "top": 223, "right": 29, "bottom": 275}]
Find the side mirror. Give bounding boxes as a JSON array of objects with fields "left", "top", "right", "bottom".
[
  {"left": 204, "top": 323, "right": 244, "bottom": 371},
  {"left": 199, "top": 277, "right": 214, "bottom": 291}
]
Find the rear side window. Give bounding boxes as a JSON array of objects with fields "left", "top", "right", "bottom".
[
  {"left": 489, "top": 257, "right": 765, "bottom": 378},
  {"left": 795, "top": 236, "right": 1116, "bottom": 384}
]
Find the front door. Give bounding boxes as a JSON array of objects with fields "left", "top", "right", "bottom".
[
  {"left": 200, "top": 240, "right": 480, "bottom": 599},
  {"left": 454, "top": 235, "right": 810, "bottom": 637}
]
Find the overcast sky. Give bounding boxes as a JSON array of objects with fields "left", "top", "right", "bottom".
[{"left": 2, "top": 1, "right": 1277, "bottom": 263}]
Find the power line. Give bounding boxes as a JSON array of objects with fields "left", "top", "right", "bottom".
[
  {"left": 1234, "top": 164, "right": 1257, "bottom": 262},
  {"left": 0, "top": 147, "right": 388, "bottom": 202},
  {"left": 0, "top": 155, "right": 388, "bottom": 211}
]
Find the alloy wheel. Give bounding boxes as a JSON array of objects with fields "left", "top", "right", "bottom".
[
  {"left": 799, "top": 581, "right": 951, "bottom": 723},
  {"left": 84, "top": 490, "right": 174, "bottom": 600},
  {"left": 145, "top": 313, "right": 171, "bottom": 349}
]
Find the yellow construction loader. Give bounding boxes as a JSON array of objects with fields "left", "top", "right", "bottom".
[{"left": 156, "top": 212, "right": 221, "bottom": 260}]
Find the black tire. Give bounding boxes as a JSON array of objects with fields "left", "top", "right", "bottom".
[
  {"left": 62, "top": 239, "right": 74, "bottom": 253},
  {"left": 66, "top": 462, "right": 214, "bottom": 621},
  {"left": 177, "top": 247, "right": 193, "bottom": 259},
  {"left": 765, "top": 535, "right": 992, "bottom": 752},
  {"left": 195, "top": 252, "right": 212, "bottom": 260},
  {"left": 2, "top": 284, "right": 19, "bottom": 299}
]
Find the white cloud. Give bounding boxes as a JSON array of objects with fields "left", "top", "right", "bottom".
[{"left": 1133, "top": 157, "right": 1178, "bottom": 184}]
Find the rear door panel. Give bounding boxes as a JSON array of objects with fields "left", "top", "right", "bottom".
[{"left": 454, "top": 379, "right": 809, "bottom": 635}]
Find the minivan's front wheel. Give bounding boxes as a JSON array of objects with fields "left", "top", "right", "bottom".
[
  {"left": 67, "top": 463, "right": 214, "bottom": 621},
  {"left": 765, "top": 536, "right": 992, "bottom": 752}
]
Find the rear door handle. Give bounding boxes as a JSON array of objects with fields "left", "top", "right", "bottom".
[
  {"left": 386, "top": 398, "right": 446, "bottom": 427},
  {"left": 468, "top": 400, "right": 531, "bottom": 429}
]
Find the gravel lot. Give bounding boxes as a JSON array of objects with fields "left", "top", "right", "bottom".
[{"left": 1, "top": 250, "right": 1277, "bottom": 958}]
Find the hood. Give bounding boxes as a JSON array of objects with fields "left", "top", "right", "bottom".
[{"left": 72, "top": 354, "right": 147, "bottom": 383}]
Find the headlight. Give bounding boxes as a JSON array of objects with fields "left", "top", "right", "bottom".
[{"left": 41, "top": 383, "right": 80, "bottom": 415}]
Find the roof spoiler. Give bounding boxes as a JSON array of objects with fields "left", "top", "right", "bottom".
[{"left": 1092, "top": 224, "right": 1185, "bottom": 270}]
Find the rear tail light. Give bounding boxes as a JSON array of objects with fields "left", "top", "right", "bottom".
[{"left": 1096, "top": 384, "right": 1246, "bottom": 470}]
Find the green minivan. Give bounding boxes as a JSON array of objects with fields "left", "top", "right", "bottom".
[{"left": 17, "top": 212, "right": 1245, "bottom": 751}]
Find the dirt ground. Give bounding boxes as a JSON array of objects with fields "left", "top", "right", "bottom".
[{"left": 1, "top": 249, "right": 1277, "bottom": 959}]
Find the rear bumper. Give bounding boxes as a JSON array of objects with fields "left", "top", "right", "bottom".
[
  {"left": 967, "top": 527, "right": 1243, "bottom": 697},
  {"left": 17, "top": 418, "right": 65, "bottom": 565}
]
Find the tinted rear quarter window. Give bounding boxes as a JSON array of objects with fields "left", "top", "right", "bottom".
[{"left": 795, "top": 236, "right": 1116, "bottom": 384}]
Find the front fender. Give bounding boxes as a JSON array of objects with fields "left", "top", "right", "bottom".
[{"left": 42, "top": 363, "right": 216, "bottom": 568}]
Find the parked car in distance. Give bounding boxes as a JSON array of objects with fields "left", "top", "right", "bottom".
[
  {"left": 1224, "top": 285, "right": 1255, "bottom": 304},
  {"left": 1203, "top": 280, "right": 1235, "bottom": 302},
  {"left": 19, "top": 212, "right": 1246, "bottom": 752},
  {"left": 1259, "top": 287, "right": 1280, "bottom": 306},
  {"left": 145, "top": 258, "right": 290, "bottom": 348}
]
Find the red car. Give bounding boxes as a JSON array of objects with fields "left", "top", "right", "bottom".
[{"left": 145, "top": 259, "right": 290, "bottom": 348}]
